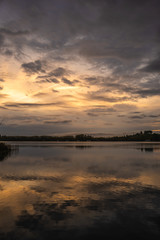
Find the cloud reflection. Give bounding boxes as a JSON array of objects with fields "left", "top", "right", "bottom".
[{"left": 0, "top": 142, "right": 160, "bottom": 239}]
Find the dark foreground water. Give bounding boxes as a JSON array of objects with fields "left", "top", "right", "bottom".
[{"left": 0, "top": 142, "right": 160, "bottom": 240}]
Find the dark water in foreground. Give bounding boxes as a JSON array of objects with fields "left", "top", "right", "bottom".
[{"left": 0, "top": 142, "right": 160, "bottom": 240}]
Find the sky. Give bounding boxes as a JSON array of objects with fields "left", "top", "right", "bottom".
[{"left": 0, "top": 0, "right": 160, "bottom": 136}]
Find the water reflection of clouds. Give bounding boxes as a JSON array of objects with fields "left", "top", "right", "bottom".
[
  {"left": 0, "top": 143, "right": 160, "bottom": 187},
  {"left": 0, "top": 176, "right": 160, "bottom": 239},
  {"left": 0, "top": 143, "right": 160, "bottom": 239},
  {"left": 0, "top": 151, "right": 11, "bottom": 162}
]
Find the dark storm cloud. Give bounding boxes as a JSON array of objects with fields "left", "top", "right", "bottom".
[{"left": 21, "top": 60, "right": 45, "bottom": 74}]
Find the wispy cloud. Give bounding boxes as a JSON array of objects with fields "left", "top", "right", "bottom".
[
  {"left": 44, "top": 120, "right": 72, "bottom": 124},
  {"left": 5, "top": 102, "right": 64, "bottom": 108}
]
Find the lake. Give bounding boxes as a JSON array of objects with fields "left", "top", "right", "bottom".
[{"left": 0, "top": 142, "right": 160, "bottom": 240}]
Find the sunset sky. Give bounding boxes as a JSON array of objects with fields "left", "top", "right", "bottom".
[{"left": 0, "top": 0, "right": 160, "bottom": 135}]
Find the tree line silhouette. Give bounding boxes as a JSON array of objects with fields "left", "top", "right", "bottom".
[{"left": 0, "top": 131, "right": 160, "bottom": 141}]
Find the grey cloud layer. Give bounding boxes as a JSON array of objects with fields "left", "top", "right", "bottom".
[{"left": 1, "top": 0, "right": 160, "bottom": 62}]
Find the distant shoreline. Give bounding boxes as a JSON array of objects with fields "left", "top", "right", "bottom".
[{"left": 1, "top": 131, "right": 160, "bottom": 142}]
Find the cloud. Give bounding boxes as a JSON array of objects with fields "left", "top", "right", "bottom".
[
  {"left": 44, "top": 120, "right": 72, "bottom": 124},
  {"left": 61, "top": 77, "right": 73, "bottom": 85},
  {"left": 135, "top": 88, "right": 160, "bottom": 97},
  {"left": 87, "top": 112, "right": 98, "bottom": 117},
  {"left": 86, "top": 107, "right": 116, "bottom": 115},
  {"left": 129, "top": 115, "right": 146, "bottom": 119},
  {"left": 82, "top": 73, "right": 160, "bottom": 99},
  {"left": 0, "top": 28, "right": 29, "bottom": 36},
  {"left": 140, "top": 56, "right": 160, "bottom": 72},
  {"left": 5, "top": 102, "right": 64, "bottom": 108},
  {"left": 77, "top": 41, "right": 145, "bottom": 61},
  {"left": 36, "top": 78, "right": 59, "bottom": 84},
  {"left": 0, "top": 34, "right": 4, "bottom": 47},
  {"left": 86, "top": 91, "right": 131, "bottom": 103},
  {"left": 0, "top": 93, "right": 8, "bottom": 98},
  {"left": 35, "top": 67, "right": 72, "bottom": 84},
  {"left": 52, "top": 89, "right": 59, "bottom": 93},
  {"left": 0, "top": 0, "right": 160, "bottom": 65},
  {"left": 129, "top": 113, "right": 160, "bottom": 119},
  {"left": 50, "top": 67, "right": 71, "bottom": 77},
  {"left": 32, "top": 92, "right": 48, "bottom": 98},
  {"left": 2, "top": 175, "right": 61, "bottom": 182},
  {"left": 0, "top": 106, "right": 7, "bottom": 110},
  {"left": 21, "top": 60, "right": 45, "bottom": 74},
  {"left": 3, "top": 49, "right": 13, "bottom": 56},
  {"left": 114, "top": 103, "right": 137, "bottom": 111}
]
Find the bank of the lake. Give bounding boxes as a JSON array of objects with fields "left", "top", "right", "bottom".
[{"left": 0, "top": 142, "right": 11, "bottom": 152}]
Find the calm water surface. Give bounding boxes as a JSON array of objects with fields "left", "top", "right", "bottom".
[{"left": 0, "top": 142, "right": 160, "bottom": 240}]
